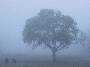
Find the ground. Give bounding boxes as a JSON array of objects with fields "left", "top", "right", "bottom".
[{"left": 0, "top": 62, "right": 90, "bottom": 67}]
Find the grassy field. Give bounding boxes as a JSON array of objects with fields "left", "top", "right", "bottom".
[{"left": 0, "top": 62, "right": 90, "bottom": 67}]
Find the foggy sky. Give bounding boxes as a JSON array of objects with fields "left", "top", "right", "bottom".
[{"left": 0, "top": 0, "right": 90, "bottom": 56}]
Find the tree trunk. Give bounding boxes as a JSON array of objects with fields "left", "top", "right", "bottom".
[{"left": 52, "top": 51, "right": 56, "bottom": 63}]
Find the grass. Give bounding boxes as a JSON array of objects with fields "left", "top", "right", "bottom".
[{"left": 0, "top": 62, "right": 90, "bottom": 67}]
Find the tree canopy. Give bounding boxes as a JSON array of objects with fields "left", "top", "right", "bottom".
[{"left": 23, "top": 9, "right": 79, "bottom": 62}]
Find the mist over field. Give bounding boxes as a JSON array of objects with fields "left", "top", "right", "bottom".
[{"left": 0, "top": 0, "right": 90, "bottom": 66}]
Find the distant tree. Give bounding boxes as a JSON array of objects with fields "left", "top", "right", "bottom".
[
  {"left": 12, "top": 58, "right": 16, "bottom": 63},
  {"left": 86, "top": 31, "right": 90, "bottom": 48},
  {"left": 5, "top": 58, "right": 9, "bottom": 63},
  {"left": 23, "top": 9, "right": 79, "bottom": 62},
  {"left": 78, "top": 32, "right": 88, "bottom": 45},
  {"left": 79, "top": 31, "right": 90, "bottom": 48}
]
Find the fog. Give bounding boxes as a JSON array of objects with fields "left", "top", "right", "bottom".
[{"left": 0, "top": 0, "right": 90, "bottom": 61}]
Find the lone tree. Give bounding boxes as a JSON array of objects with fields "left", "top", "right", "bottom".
[{"left": 23, "top": 9, "right": 79, "bottom": 62}]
